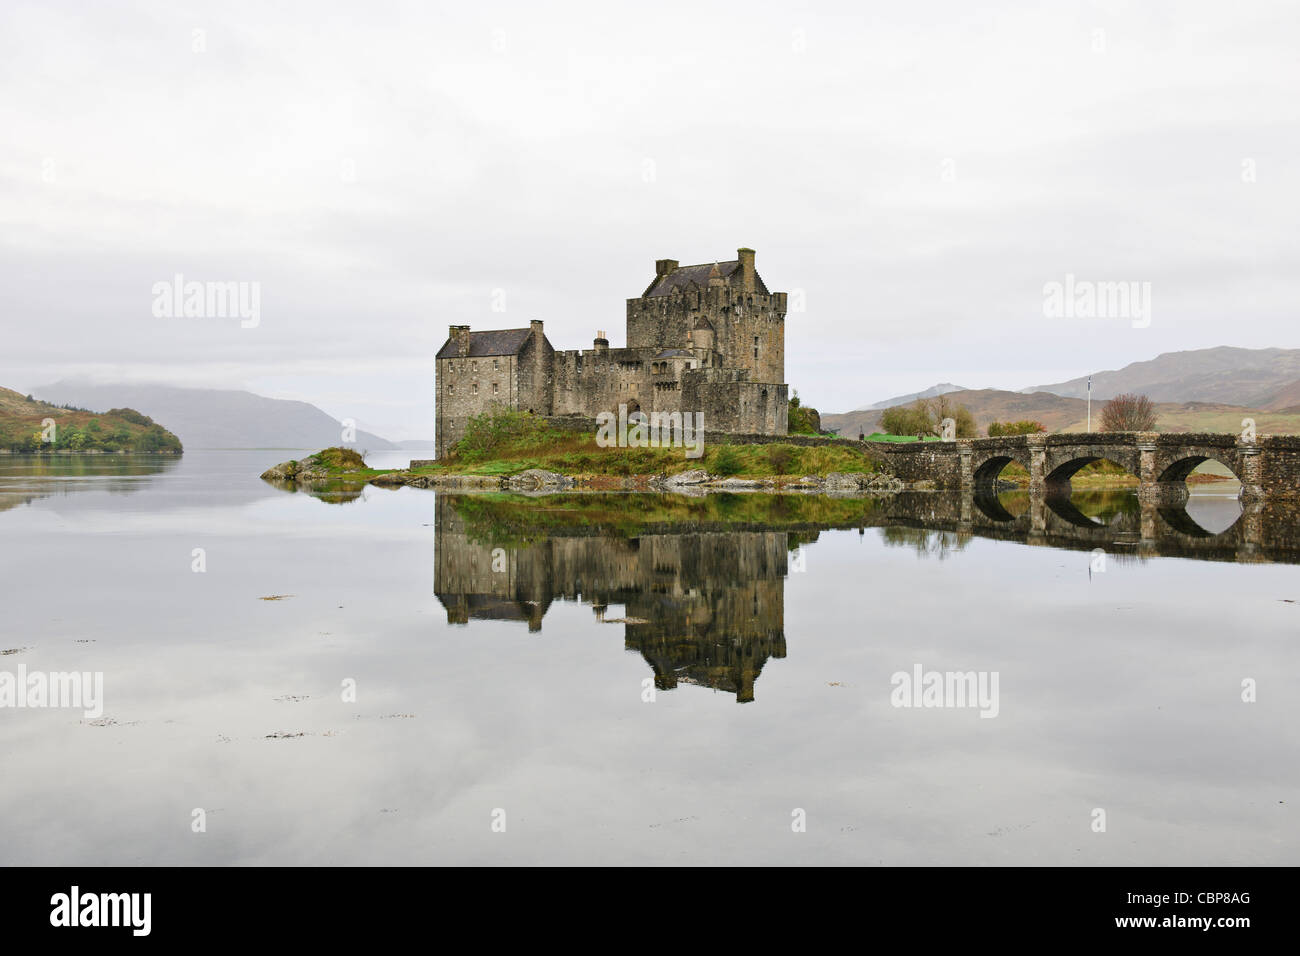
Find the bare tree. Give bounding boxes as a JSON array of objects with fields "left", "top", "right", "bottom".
[
  {"left": 928, "top": 393, "right": 977, "bottom": 438},
  {"left": 1099, "top": 393, "right": 1157, "bottom": 432}
]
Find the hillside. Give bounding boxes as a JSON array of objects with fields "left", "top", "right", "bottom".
[
  {"left": 854, "top": 383, "right": 969, "bottom": 411},
  {"left": 821, "top": 387, "right": 1300, "bottom": 438},
  {"left": 33, "top": 382, "right": 397, "bottom": 450},
  {"left": 1028, "top": 346, "right": 1300, "bottom": 406},
  {"left": 823, "top": 389, "right": 1090, "bottom": 437},
  {"left": 1261, "top": 379, "right": 1300, "bottom": 413},
  {"left": 0, "top": 387, "right": 183, "bottom": 453}
]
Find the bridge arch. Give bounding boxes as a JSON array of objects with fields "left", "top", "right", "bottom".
[
  {"left": 1043, "top": 455, "right": 1139, "bottom": 488},
  {"left": 970, "top": 451, "right": 1032, "bottom": 490},
  {"left": 1155, "top": 453, "right": 1238, "bottom": 485},
  {"left": 1147, "top": 442, "right": 1244, "bottom": 504}
]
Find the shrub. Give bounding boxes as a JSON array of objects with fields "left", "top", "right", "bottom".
[
  {"left": 928, "top": 394, "right": 977, "bottom": 438},
  {"left": 787, "top": 390, "right": 823, "bottom": 435},
  {"left": 879, "top": 403, "right": 932, "bottom": 436},
  {"left": 1100, "top": 393, "right": 1157, "bottom": 432},
  {"left": 314, "top": 447, "right": 367, "bottom": 470},
  {"left": 988, "top": 420, "right": 1046, "bottom": 437},
  {"left": 880, "top": 396, "right": 976, "bottom": 438},
  {"left": 766, "top": 444, "right": 796, "bottom": 474},
  {"left": 711, "top": 444, "right": 743, "bottom": 476},
  {"left": 452, "top": 408, "right": 556, "bottom": 461}
]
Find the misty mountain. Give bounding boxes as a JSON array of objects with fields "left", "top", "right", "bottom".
[
  {"left": 1027, "top": 346, "right": 1300, "bottom": 406},
  {"left": 856, "top": 383, "right": 968, "bottom": 411},
  {"left": 33, "top": 382, "right": 398, "bottom": 450}
]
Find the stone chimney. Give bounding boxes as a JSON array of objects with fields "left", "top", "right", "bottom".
[
  {"left": 449, "top": 325, "right": 471, "bottom": 357},
  {"left": 655, "top": 258, "right": 678, "bottom": 276},
  {"left": 530, "top": 319, "right": 544, "bottom": 340},
  {"left": 593, "top": 329, "right": 609, "bottom": 355},
  {"left": 738, "top": 248, "right": 755, "bottom": 293}
]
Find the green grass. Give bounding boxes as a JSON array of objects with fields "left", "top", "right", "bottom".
[{"left": 404, "top": 435, "right": 885, "bottom": 480}]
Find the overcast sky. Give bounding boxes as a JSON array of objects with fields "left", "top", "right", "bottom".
[{"left": 2, "top": 1, "right": 1297, "bottom": 439}]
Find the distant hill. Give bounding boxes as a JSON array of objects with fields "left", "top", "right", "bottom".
[
  {"left": 33, "top": 382, "right": 397, "bottom": 450},
  {"left": 853, "top": 383, "right": 969, "bottom": 412},
  {"left": 1261, "top": 378, "right": 1300, "bottom": 413},
  {"left": 1028, "top": 346, "right": 1300, "bottom": 406},
  {"left": 823, "top": 389, "right": 1085, "bottom": 437},
  {"left": 821, "top": 387, "right": 1300, "bottom": 438},
  {"left": 0, "top": 387, "right": 183, "bottom": 453}
]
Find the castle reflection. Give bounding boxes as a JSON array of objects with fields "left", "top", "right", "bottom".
[
  {"left": 434, "top": 495, "right": 791, "bottom": 701},
  {"left": 432, "top": 489, "right": 1300, "bottom": 702}
]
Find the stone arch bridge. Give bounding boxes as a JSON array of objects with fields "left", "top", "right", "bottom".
[{"left": 871, "top": 433, "right": 1300, "bottom": 502}]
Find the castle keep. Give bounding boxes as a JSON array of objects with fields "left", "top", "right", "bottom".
[{"left": 435, "top": 248, "right": 789, "bottom": 457}]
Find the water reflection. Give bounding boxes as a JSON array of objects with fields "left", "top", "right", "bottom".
[
  {"left": 260, "top": 477, "right": 369, "bottom": 505},
  {"left": 435, "top": 495, "right": 790, "bottom": 701},
  {"left": 0, "top": 453, "right": 180, "bottom": 512},
  {"left": 431, "top": 489, "right": 1300, "bottom": 701}
]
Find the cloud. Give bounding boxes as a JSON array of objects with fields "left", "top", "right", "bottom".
[{"left": 2, "top": 0, "right": 1297, "bottom": 433}]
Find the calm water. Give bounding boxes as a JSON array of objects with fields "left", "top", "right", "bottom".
[{"left": 0, "top": 450, "right": 1296, "bottom": 865}]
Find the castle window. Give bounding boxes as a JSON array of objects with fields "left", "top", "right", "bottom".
[
  {"left": 493, "top": 359, "right": 499, "bottom": 371},
  {"left": 492, "top": 383, "right": 499, "bottom": 394},
  {"left": 473, "top": 361, "right": 478, "bottom": 372},
  {"left": 448, "top": 385, "right": 454, "bottom": 394},
  {"left": 472, "top": 383, "right": 478, "bottom": 395}
]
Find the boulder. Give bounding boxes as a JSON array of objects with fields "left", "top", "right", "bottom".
[
  {"left": 663, "top": 469, "right": 711, "bottom": 486},
  {"left": 504, "top": 469, "right": 574, "bottom": 491},
  {"left": 709, "top": 477, "right": 765, "bottom": 490}
]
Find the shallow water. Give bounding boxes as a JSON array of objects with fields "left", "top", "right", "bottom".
[{"left": 0, "top": 450, "right": 1296, "bottom": 865}]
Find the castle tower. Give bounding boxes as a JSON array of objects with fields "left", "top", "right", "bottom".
[{"left": 625, "top": 248, "right": 787, "bottom": 384}]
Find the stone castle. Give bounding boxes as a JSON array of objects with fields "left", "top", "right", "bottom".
[{"left": 435, "top": 248, "right": 789, "bottom": 457}]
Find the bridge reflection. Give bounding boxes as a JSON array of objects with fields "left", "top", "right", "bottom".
[
  {"left": 962, "top": 488, "right": 1295, "bottom": 562},
  {"left": 430, "top": 490, "right": 1300, "bottom": 701}
]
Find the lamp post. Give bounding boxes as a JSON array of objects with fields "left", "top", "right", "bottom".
[{"left": 1087, "top": 375, "right": 1092, "bottom": 432}]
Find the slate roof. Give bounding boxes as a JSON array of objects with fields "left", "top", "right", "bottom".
[
  {"left": 436, "top": 328, "right": 533, "bottom": 359},
  {"left": 644, "top": 261, "right": 738, "bottom": 297},
  {"left": 643, "top": 261, "right": 770, "bottom": 297}
]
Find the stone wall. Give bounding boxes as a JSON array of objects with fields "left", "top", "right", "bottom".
[{"left": 1257, "top": 435, "right": 1300, "bottom": 500}]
